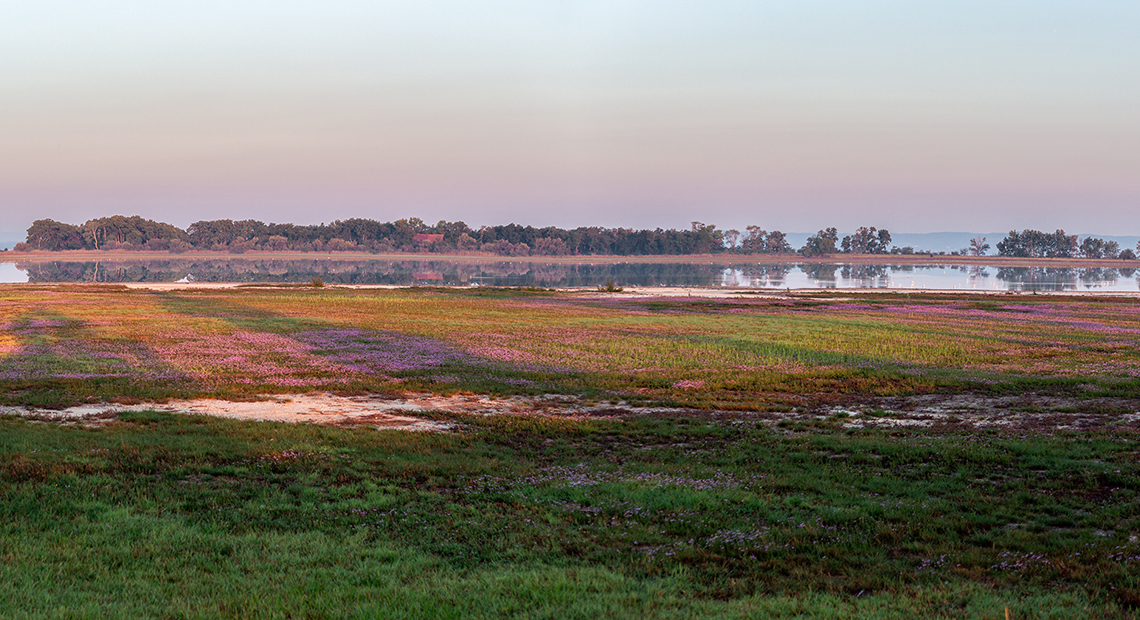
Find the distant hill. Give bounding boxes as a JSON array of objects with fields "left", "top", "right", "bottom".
[
  {"left": 885, "top": 232, "right": 1007, "bottom": 254},
  {"left": 0, "top": 232, "right": 23, "bottom": 251}
]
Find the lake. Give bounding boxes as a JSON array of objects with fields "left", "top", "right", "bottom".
[{"left": 1, "top": 257, "right": 1138, "bottom": 291}]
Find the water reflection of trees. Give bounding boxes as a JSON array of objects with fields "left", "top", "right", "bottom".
[
  {"left": 840, "top": 264, "right": 890, "bottom": 288},
  {"left": 995, "top": 267, "right": 1072, "bottom": 291},
  {"left": 19, "top": 259, "right": 733, "bottom": 287},
  {"left": 738, "top": 264, "right": 792, "bottom": 287},
  {"left": 1077, "top": 268, "right": 1119, "bottom": 289},
  {"left": 992, "top": 267, "right": 1129, "bottom": 291},
  {"left": 19, "top": 259, "right": 1140, "bottom": 290},
  {"left": 994, "top": 267, "right": 1105, "bottom": 291},
  {"left": 800, "top": 263, "right": 838, "bottom": 287}
]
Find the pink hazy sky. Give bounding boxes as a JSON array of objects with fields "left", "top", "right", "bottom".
[{"left": 2, "top": 1, "right": 1138, "bottom": 235}]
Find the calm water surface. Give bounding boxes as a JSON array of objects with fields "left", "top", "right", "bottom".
[{"left": 1, "top": 258, "right": 1138, "bottom": 292}]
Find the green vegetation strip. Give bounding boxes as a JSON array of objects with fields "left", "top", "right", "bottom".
[{"left": 1, "top": 412, "right": 1136, "bottom": 618}]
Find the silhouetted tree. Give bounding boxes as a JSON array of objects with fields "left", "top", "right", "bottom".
[
  {"left": 1079, "top": 237, "right": 1120, "bottom": 259},
  {"left": 968, "top": 237, "right": 990, "bottom": 257},
  {"left": 841, "top": 227, "right": 891, "bottom": 254},
  {"left": 997, "top": 230, "right": 1078, "bottom": 258},
  {"left": 723, "top": 229, "right": 740, "bottom": 250},
  {"left": 800, "top": 228, "right": 839, "bottom": 257}
]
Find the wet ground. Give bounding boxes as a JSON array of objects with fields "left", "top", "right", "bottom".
[{"left": 4, "top": 391, "right": 1139, "bottom": 435}]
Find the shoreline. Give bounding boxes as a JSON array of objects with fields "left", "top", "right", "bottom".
[
  {"left": 2, "top": 249, "right": 1139, "bottom": 269},
  {"left": 1, "top": 281, "right": 1137, "bottom": 298}
]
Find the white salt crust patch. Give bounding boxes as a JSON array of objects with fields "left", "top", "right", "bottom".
[{"left": 2, "top": 392, "right": 1138, "bottom": 433}]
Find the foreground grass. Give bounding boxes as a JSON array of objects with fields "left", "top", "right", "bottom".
[{"left": 1, "top": 411, "right": 1136, "bottom": 618}]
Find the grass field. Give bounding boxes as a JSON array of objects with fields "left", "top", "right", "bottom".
[{"left": 1, "top": 286, "right": 1138, "bottom": 618}]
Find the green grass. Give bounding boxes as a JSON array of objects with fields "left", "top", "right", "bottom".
[{"left": 0, "top": 411, "right": 1137, "bottom": 618}]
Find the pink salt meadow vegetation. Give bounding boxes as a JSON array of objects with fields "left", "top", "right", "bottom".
[{"left": 1, "top": 287, "right": 1139, "bottom": 407}]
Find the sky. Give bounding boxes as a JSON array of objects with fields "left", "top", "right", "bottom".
[{"left": 2, "top": 1, "right": 1138, "bottom": 237}]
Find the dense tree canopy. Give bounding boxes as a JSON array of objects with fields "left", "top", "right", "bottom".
[
  {"left": 23, "top": 216, "right": 1118, "bottom": 260},
  {"left": 800, "top": 228, "right": 839, "bottom": 257},
  {"left": 841, "top": 227, "right": 892, "bottom": 254},
  {"left": 23, "top": 216, "right": 793, "bottom": 256},
  {"left": 1078, "top": 237, "right": 1120, "bottom": 259},
  {"left": 996, "top": 230, "right": 1079, "bottom": 258},
  {"left": 26, "top": 219, "right": 86, "bottom": 251}
]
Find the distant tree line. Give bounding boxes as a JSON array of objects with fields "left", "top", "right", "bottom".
[
  {"left": 995, "top": 229, "right": 1137, "bottom": 260},
  {"left": 15, "top": 216, "right": 1137, "bottom": 259},
  {"left": 798, "top": 227, "right": 898, "bottom": 257},
  {"left": 17, "top": 216, "right": 875, "bottom": 257},
  {"left": 19, "top": 217, "right": 739, "bottom": 256}
]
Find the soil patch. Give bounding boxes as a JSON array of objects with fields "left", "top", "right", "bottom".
[{"left": 2, "top": 392, "right": 1138, "bottom": 433}]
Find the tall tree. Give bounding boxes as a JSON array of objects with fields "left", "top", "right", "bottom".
[
  {"left": 997, "top": 229, "right": 1079, "bottom": 258},
  {"left": 723, "top": 229, "right": 740, "bottom": 250},
  {"left": 968, "top": 237, "right": 990, "bottom": 257},
  {"left": 800, "top": 228, "right": 839, "bottom": 257},
  {"left": 1078, "top": 237, "right": 1119, "bottom": 259},
  {"left": 841, "top": 227, "right": 891, "bottom": 254}
]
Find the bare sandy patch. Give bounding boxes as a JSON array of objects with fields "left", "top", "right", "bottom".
[
  {"left": 2, "top": 391, "right": 1137, "bottom": 434},
  {"left": 815, "top": 393, "right": 1140, "bottom": 433},
  {"left": 0, "top": 392, "right": 649, "bottom": 431},
  {"left": 0, "top": 393, "right": 449, "bottom": 431}
]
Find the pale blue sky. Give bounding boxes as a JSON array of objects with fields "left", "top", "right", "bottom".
[{"left": 2, "top": 1, "right": 1138, "bottom": 234}]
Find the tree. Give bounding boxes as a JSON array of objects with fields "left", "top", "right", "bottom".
[
  {"left": 841, "top": 227, "right": 891, "bottom": 254},
  {"left": 188, "top": 220, "right": 240, "bottom": 248},
  {"left": 1079, "top": 237, "right": 1119, "bottom": 259},
  {"left": 81, "top": 215, "right": 190, "bottom": 249},
  {"left": 968, "top": 237, "right": 990, "bottom": 257},
  {"left": 533, "top": 237, "right": 569, "bottom": 256},
  {"left": 800, "top": 228, "right": 839, "bottom": 257},
  {"left": 264, "top": 235, "right": 288, "bottom": 252},
  {"left": 1049, "top": 230, "right": 1079, "bottom": 258},
  {"left": 26, "top": 219, "right": 84, "bottom": 250},
  {"left": 168, "top": 239, "right": 192, "bottom": 254},
  {"left": 228, "top": 238, "right": 257, "bottom": 254},
  {"left": 723, "top": 229, "right": 740, "bottom": 250},
  {"left": 741, "top": 226, "right": 767, "bottom": 253},
  {"left": 764, "top": 230, "right": 792, "bottom": 253},
  {"left": 689, "top": 222, "right": 725, "bottom": 254},
  {"left": 997, "top": 230, "right": 1078, "bottom": 258},
  {"left": 740, "top": 227, "right": 792, "bottom": 253},
  {"left": 456, "top": 233, "right": 479, "bottom": 252},
  {"left": 325, "top": 238, "right": 356, "bottom": 252}
]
